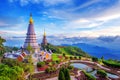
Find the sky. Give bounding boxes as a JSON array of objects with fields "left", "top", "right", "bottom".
[{"left": 0, "top": 0, "right": 120, "bottom": 49}]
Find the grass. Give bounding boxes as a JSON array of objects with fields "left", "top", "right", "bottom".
[
  {"left": 52, "top": 53, "right": 61, "bottom": 61},
  {"left": 52, "top": 53, "right": 74, "bottom": 61}
]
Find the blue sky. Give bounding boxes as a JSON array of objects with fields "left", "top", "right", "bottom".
[{"left": 0, "top": 0, "right": 120, "bottom": 49}]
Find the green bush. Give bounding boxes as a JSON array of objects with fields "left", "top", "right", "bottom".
[
  {"left": 69, "top": 56, "right": 72, "bottom": 59},
  {"left": 97, "top": 70, "right": 107, "bottom": 78},
  {"left": 45, "top": 67, "right": 57, "bottom": 73},
  {"left": 74, "top": 56, "right": 77, "bottom": 59},
  {"left": 103, "top": 60, "right": 120, "bottom": 68},
  {"left": 79, "top": 56, "right": 81, "bottom": 59},
  {"left": 92, "top": 57, "right": 98, "bottom": 62},
  {"left": 0, "top": 64, "right": 24, "bottom": 80},
  {"left": 68, "top": 65, "right": 74, "bottom": 70},
  {"left": 45, "top": 67, "right": 51, "bottom": 73},
  {"left": 37, "top": 61, "right": 45, "bottom": 67},
  {"left": 83, "top": 71, "right": 96, "bottom": 80},
  {"left": 52, "top": 61, "right": 56, "bottom": 65},
  {"left": 0, "top": 76, "right": 10, "bottom": 80},
  {"left": 56, "top": 60, "right": 60, "bottom": 64}
]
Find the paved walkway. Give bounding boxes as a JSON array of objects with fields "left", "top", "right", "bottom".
[
  {"left": 76, "top": 70, "right": 82, "bottom": 77},
  {"left": 46, "top": 76, "right": 77, "bottom": 80},
  {"left": 70, "top": 60, "right": 120, "bottom": 78},
  {"left": 70, "top": 60, "right": 111, "bottom": 71}
]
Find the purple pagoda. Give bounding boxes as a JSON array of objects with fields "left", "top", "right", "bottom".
[
  {"left": 23, "top": 14, "right": 40, "bottom": 53},
  {"left": 41, "top": 29, "right": 48, "bottom": 46}
]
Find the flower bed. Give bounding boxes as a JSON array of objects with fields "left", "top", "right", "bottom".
[{"left": 37, "top": 65, "right": 48, "bottom": 71}]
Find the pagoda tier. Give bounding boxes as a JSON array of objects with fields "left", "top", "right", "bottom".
[{"left": 23, "top": 14, "right": 40, "bottom": 52}]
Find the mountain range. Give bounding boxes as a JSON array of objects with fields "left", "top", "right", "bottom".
[{"left": 62, "top": 43, "right": 120, "bottom": 60}]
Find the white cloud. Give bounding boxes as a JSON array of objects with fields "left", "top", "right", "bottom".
[
  {"left": 8, "top": 0, "right": 72, "bottom": 6},
  {"left": 51, "top": 25, "right": 120, "bottom": 38},
  {"left": 62, "top": 1, "right": 120, "bottom": 30},
  {"left": 0, "top": 30, "right": 26, "bottom": 35},
  {"left": 94, "top": 1, "right": 120, "bottom": 21},
  {"left": 70, "top": 0, "right": 101, "bottom": 11},
  {"left": 42, "top": 0, "right": 72, "bottom": 6},
  {"left": 0, "top": 21, "right": 10, "bottom": 26},
  {"left": 66, "top": 26, "right": 120, "bottom": 37}
]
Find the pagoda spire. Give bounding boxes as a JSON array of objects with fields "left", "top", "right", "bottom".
[
  {"left": 23, "top": 14, "right": 40, "bottom": 53},
  {"left": 29, "top": 13, "right": 33, "bottom": 24},
  {"left": 44, "top": 28, "right": 46, "bottom": 36},
  {"left": 41, "top": 28, "right": 47, "bottom": 45}
]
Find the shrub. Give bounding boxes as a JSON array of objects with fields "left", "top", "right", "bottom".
[
  {"left": 0, "top": 76, "right": 10, "bottom": 80},
  {"left": 56, "top": 60, "right": 60, "bottom": 64},
  {"left": 45, "top": 67, "right": 57, "bottom": 73},
  {"left": 97, "top": 70, "right": 107, "bottom": 78},
  {"left": 74, "top": 56, "right": 77, "bottom": 59},
  {"left": 103, "top": 60, "right": 120, "bottom": 68},
  {"left": 52, "top": 61, "right": 56, "bottom": 65},
  {"left": 83, "top": 71, "right": 96, "bottom": 80},
  {"left": 68, "top": 65, "right": 74, "bottom": 70},
  {"left": 45, "top": 67, "right": 51, "bottom": 73},
  {"left": 70, "top": 56, "right": 72, "bottom": 60},
  {"left": 63, "top": 53, "right": 66, "bottom": 57},
  {"left": 92, "top": 57, "right": 98, "bottom": 62},
  {"left": 79, "top": 56, "right": 81, "bottom": 59},
  {"left": 37, "top": 61, "right": 45, "bottom": 67}
]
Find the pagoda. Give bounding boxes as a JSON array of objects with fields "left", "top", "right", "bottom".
[
  {"left": 41, "top": 29, "right": 48, "bottom": 46},
  {"left": 23, "top": 14, "right": 40, "bottom": 53}
]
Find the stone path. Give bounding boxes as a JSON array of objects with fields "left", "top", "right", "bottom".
[{"left": 46, "top": 76, "right": 77, "bottom": 80}]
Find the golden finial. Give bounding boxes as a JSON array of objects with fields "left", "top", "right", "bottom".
[
  {"left": 44, "top": 28, "right": 46, "bottom": 36},
  {"left": 29, "top": 13, "right": 33, "bottom": 24}
]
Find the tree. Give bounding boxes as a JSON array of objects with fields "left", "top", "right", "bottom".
[
  {"left": 74, "top": 56, "right": 77, "bottom": 59},
  {"left": 63, "top": 53, "right": 66, "bottom": 57},
  {"left": 92, "top": 57, "right": 98, "bottom": 62},
  {"left": 70, "top": 56, "right": 72, "bottom": 60},
  {"left": 26, "top": 43, "right": 34, "bottom": 80},
  {"left": 101, "top": 56, "right": 104, "bottom": 60},
  {"left": 64, "top": 69, "right": 71, "bottom": 80},
  {"left": 97, "top": 70, "right": 107, "bottom": 78},
  {"left": 26, "top": 43, "right": 34, "bottom": 54},
  {"left": 79, "top": 56, "right": 81, "bottom": 60},
  {"left": 0, "top": 64, "right": 25, "bottom": 80},
  {"left": 12, "top": 47, "right": 19, "bottom": 51},
  {"left": 58, "top": 70, "right": 65, "bottom": 80},
  {"left": 13, "top": 66, "right": 24, "bottom": 80},
  {"left": 0, "top": 76, "right": 10, "bottom": 80},
  {"left": 0, "top": 36, "right": 6, "bottom": 56},
  {"left": 58, "top": 67, "right": 71, "bottom": 80}
]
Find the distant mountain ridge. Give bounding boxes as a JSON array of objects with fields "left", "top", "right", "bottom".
[{"left": 62, "top": 43, "right": 120, "bottom": 60}]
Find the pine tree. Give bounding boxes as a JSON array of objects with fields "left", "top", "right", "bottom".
[
  {"left": 58, "top": 67, "right": 71, "bottom": 80},
  {"left": 58, "top": 70, "right": 65, "bottom": 80},
  {"left": 65, "top": 69, "right": 71, "bottom": 80}
]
